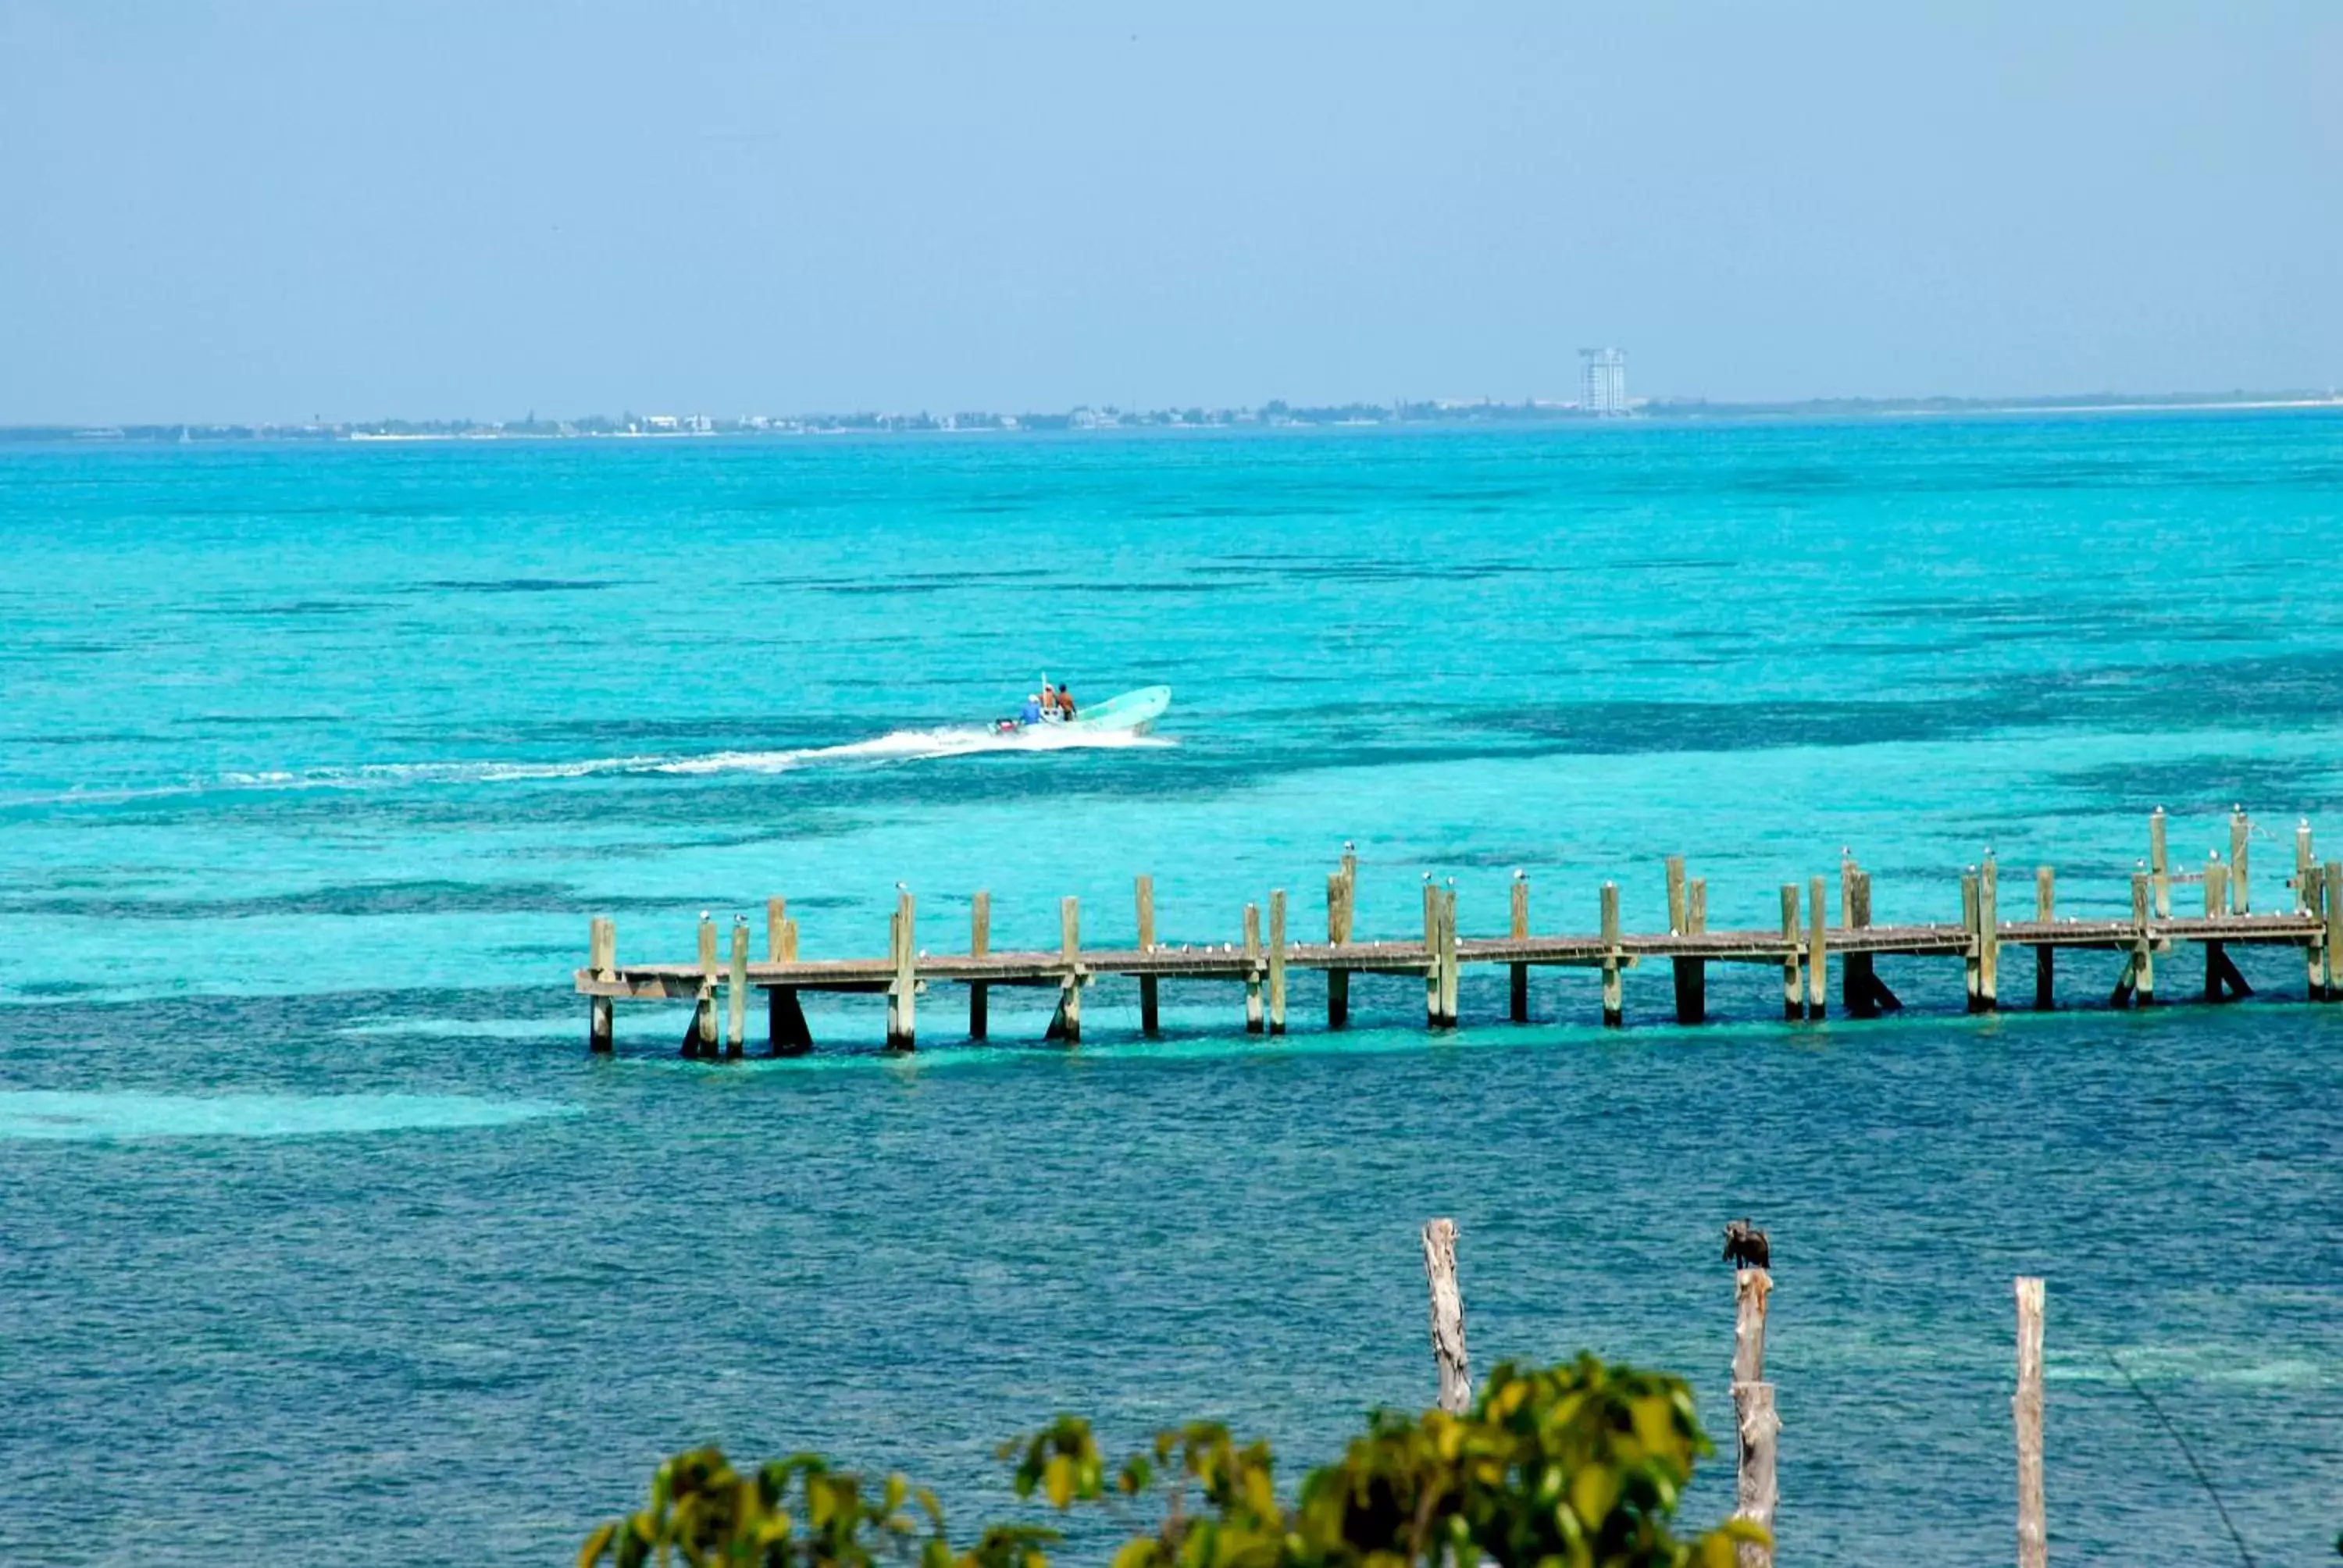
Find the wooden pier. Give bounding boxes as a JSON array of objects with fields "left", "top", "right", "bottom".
[{"left": 575, "top": 810, "right": 2343, "bottom": 1057}]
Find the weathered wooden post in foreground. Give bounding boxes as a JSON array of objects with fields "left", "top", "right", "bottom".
[
  {"left": 1733, "top": 1265, "right": 1778, "bottom": 1568},
  {"left": 2014, "top": 1276, "right": 2047, "bottom": 1568},
  {"left": 1420, "top": 1218, "right": 1471, "bottom": 1415}
]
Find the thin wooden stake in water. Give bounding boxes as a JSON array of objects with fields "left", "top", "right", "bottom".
[
  {"left": 1134, "top": 876, "right": 1157, "bottom": 1037},
  {"left": 2295, "top": 820, "right": 2315, "bottom": 912},
  {"left": 1325, "top": 869, "right": 1351, "bottom": 1030},
  {"left": 1268, "top": 889, "right": 1288, "bottom": 1036},
  {"left": 693, "top": 914, "right": 719, "bottom": 1056},
  {"left": 1421, "top": 1218, "right": 1471, "bottom": 1416},
  {"left": 1439, "top": 888, "right": 1461, "bottom": 1027},
  {"left": 2014, "top": 1276, "right": 2047, "bottom": 1568}
]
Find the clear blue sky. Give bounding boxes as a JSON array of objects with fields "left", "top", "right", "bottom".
[{"left": 2, "top": 2, "right": 2337, "bottom": 422}]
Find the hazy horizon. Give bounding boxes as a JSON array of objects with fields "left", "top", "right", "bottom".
[{"left": 3, "top": 2, "right": 2337, "bottom": 426}]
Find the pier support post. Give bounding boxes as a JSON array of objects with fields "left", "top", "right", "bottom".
[
  {"left": 1134, "top": 876, "right": 1157, "bottom": 1037},
  {"left": 1806, "top": 874, "right": 1828, "bottom": 1019},
  {"left": 1961, "top": 870, "right": 1982, "bottom": 1013},
  {"left": 1326, "top": 868, "right": 1353, "bottom": 1029},
  {"left": 587, "top": 917, "right": 615, "bottom": 1053},
  {"left": 2295, "top": 821, "right": 2315, "bottom": 912},
  {"left": 1268, "top": 889, "right": 1288, "bottom": 1035},
  {"left": 2306, "top": 864, "right": 2329, "bottom": 1000},
  {"left": 1510, "top": 873, "right": 1530, "bottom": 1023},
  {"left": 2014, "top": 1277, "right": 2047, "bottom": 1568},
  {"left": 970, "top": 891, "right": 991, "bottom": 1039},
  {"left": 1046, "top": 896, "right": 1082, "bottom": 1044},
  {"left": 1732, "top": 1267, "right": 1776, "bottom": 1568},
  {"left": 765, "top": 899, "right": 786, "bottom": 962},
  {"left": 2324, "top": 860, "right": 2342, "bottom": 1003},
  {"left": 2149, "top": 807, "right": 2170, "bottom": 918},
  {"left": 2113, "top": 871, "right": 2155, "bottom": 1007},
  {"left": 1600, "top": 882, "right": 1623, "bottom": 1028},
  {"left": 1421, "top": 1218, "right": 1471, "bottom": 1415},
  {"left": 689, "top": 915, "right": 719, "bottom": 1057},
  {"left": 1779, "top": 883, "right": 1803, "bottom": 1021},
  {"left": 1439, "top": 887, "right": 1460, "bottom": 1028},
  {"left": 766, "top": 893, "right": 811, "bottom": 1055},
  {"left": 885, "top": 891, "right": 916, "bottom": 1051},
  {"left": 1667, "top": 856, "right": 1700, "bottom": 1024},
  {"left": 2035, "top": 866, "right": 2056, "bottom": 1010},
  {"left": 725, "top": 918, "right": 748, "bottom": 1058},
  {"left": 1980, "top": 856, "right": 2008, "bottom": 1003},
  {"left": 1240, "top": 901, "right": 1264, "bottom": 1033},
  {"left": 1841, "top": 856, "right": 1873, "bottom": 1017},
  {"left": 2230, "top": 807, "right": 2250, "bottom": 913},
  {"left": 1679, "top": 878, "right": 1709, "bottom": 1024}
]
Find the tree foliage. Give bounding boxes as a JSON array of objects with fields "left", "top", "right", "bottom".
[{"left": 582, "top": 1356, "right": 1762, "bottom": 1568}]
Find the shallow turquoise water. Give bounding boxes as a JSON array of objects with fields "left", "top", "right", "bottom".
[{"left": 2, "top": 416, "right": 2339, "bottom": 1563}]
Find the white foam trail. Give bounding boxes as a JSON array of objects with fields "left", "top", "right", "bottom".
[{"left": 109, "top": 723, "right": 1171, "bottom": 798}]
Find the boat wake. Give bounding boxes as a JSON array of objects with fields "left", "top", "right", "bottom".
[{"left": 194, "top": 724, "right": 1174, "bottom": 793}]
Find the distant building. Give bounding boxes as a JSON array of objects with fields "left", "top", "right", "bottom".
[{"left": 1579, "top": 348, "right": 1628, "bottom": 416}]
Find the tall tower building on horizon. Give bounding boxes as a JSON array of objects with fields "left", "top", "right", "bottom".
[{"left": 1579, "top": 347, "right": 1628, "bottom": 416}]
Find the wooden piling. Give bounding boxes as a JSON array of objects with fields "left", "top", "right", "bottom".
[
  {"left": 1732, "top": 1267, "right": 1778, "bottom": 1568},
  {"left": 2310, "top": 864, "right": 2332, "bottom": 1000},
  {"left": 2114, "top": 870, "right": 2155, "bottom": 1007},
  {"left": 884, "top": 892, "right": 916, "bottom": 1051},
  {"left": 2325, "top": 860, "right": 2342, "bottom": 1003},
  {"left": 2035, "top": 866, "right": 2056, "bottom": 1011},
  {"left": 692, "top": 915, "right": 719, "bottom": 1056},
  {"left": 2230, "top": 807, "right": 2250, "bottom": 914},
  {"left": 765, "top": 899, "right": 786, "bottom": 963},
  {"left": 1268, "top": 889, "right": 1289, "bottom": 1036},
  {"left": 2149, "top": 807, "right": 2170, "bottom": 918},
  {"left": 1779, "top": 883, "right": 1803, "bottom": 1021},
  {"left": 2295, "top": 821, "right": 2315, "bottom": 912},
  {"left": 588, "top": 917, "right": 615, "bottom": 1053},
  {"left": 1439, "top": 888, "right": 1461, "bottom": 1027},
  {"left": 2204, "top": 857, "right": 2230, "bottom": 1002},
  {"left": 725, "top": 919, "right": 748, "bottom": 1058},
  {"left": 1806, "top": 874, "right": 1828, "bottom": 1018},
  {"left": 1961, "top": 870, "right": 1982, "bottom": 1013},
  {"left": 1421, "top": 1218, "right": 1471, "bottom": 1416},
  {"left": 1509, "top": 874, "right": 1530, "bottom": 1023},
  {"left": 1978, "top": 853, "right": 2000, "bottom": 1012},
  {"left": 1678, "top": 878, "right": 1709, "bottom": 1024},
  {"left": 1244, "top": 900, "right": 1264, "bottom": 1034},
  {"left": 1842, "top": 858, "right": 1874, "bottom": 1017},
  {"left": 1046, "top": 896, "right": 1082, "bottom": 1044},
  {"left": 1325, "top": 869, "right": 1352, "bottom": 1030},
  {"left": 1422, "top": 882, "right": 1440, "bottom": 1028},
  {"left": 2014, "top": 1277, "right": 2047, "bottom": 1568},
  {"left": 970, "top": 891, "right": 991, "bottom": 1040},
  {"left": 1669, "top": 857, "right": 1703, "bottom": 1025},
  {"left": 1601, "top": 881, "right": 1623, "bottom": 1028},
  {"left": 1134, "top": 877, "right": 1157, "bottom": 1037}
]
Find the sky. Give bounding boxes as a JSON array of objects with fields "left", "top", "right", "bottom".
[{"left": 1, "top": 2, "right": 2338, "bottom": 423}]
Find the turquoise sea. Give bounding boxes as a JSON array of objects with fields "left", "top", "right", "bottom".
[{"left": 2, "top": 415, "right": 2338, "bottom": 1563}]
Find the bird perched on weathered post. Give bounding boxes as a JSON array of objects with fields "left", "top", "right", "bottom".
[{"left": 1723, "top": 1217, "right": 1771, "bottom": 1270}]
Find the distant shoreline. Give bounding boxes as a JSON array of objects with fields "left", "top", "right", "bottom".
[{"left": 5, "top": 391, "right": 2338, "bottom": 445}]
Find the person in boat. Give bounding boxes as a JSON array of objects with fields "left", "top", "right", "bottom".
[
  {"left": 1055, "top": 684, "right": 1076, "bottom": 720},
  {"left": 1018, "top": 692, "right": 1043, "bottom": 725}
]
